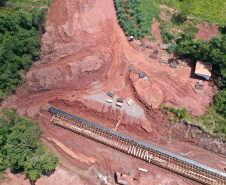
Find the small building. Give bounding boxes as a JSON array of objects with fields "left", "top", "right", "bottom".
[{"left": 195, "top": 61, "right": 212, "bottom": 80}]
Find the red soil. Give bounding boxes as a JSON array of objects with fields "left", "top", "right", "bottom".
[
  {"left": 1, "top": 0, "right": 225, "bottom": 184},
  {"left": 195, "top": 23, "right": 220, "bottom": 40},
  {"left": 152, "top": 20, "right": 162, "bottom": 43}
]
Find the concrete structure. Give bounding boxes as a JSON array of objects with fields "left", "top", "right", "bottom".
[
  {"left": 49, "top": 107, "right": 226, "bottom": 185},
  {"left": 195, "top": 62, "right": 212, "bottom": 80}
]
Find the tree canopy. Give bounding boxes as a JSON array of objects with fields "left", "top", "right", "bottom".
[
  {"left": 0, "top": 109, "right": 59, "bottom": 181},
  {"left": 0, "top": 8, "right": 47, "bottom": 102}
]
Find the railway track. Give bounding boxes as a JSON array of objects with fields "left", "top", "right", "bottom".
[{"left": 49, "top": 107, "right": 226, "bottom": 185}]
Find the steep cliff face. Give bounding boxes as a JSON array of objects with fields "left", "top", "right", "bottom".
[
  {"left": 40, "top": 0, "right": 116, "bottom": 63},
  {"left": 25, "top": 0, "right": 119, "bottom": 92}
]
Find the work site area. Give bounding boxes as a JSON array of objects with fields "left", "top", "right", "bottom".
[{"left": 1, "top": 0, "right": 226, "bottom": 184}]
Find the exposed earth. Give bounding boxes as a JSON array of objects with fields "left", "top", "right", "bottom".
[{"left": 1, "top": 0, "right": 225, "bottom": 184}]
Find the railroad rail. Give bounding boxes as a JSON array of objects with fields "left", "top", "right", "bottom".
[{"left": 49, "top": 107, "right": 226, "bottom": 185}]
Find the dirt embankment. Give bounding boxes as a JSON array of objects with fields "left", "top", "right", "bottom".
[{"left": 2, "top": 0, "right": 226, "bottom": 184}]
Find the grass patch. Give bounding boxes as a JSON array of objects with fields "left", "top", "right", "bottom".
[
  {"left": 0, "top": 7, "right": 15, "bottom": 15},
  {"left": 160, "top": 103, "right": 226, "bottom": 142},
  {"left": 0, "top": 171, "right": 6, "bottom": 183},
  {"left": 139, "top": 0, "right": 161, "bottom": 32},
  {"left": 7, "top": 0, "right": 52, "bottom": 11},
  {"left": 177, "top": 0, "right": 226, "bottom": 24},
  {"left": 197, "top": 106, "right": 226, "bottom": 141}
]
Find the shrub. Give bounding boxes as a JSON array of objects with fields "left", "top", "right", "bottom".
[
  {"left": 219, "top": 24, "right": 226, "bottom": 35},
  {"left": 159, "top": 102, "right": 166, "bottom": 109},
  {"left": 214, "top": 89, "right": 226, "bottom": 118},
  {"left": 184, "top": 26, "right": 199, "bottom": 35},
  {"left": 161, "top": 29, "right": 175, "bottom": 43},
  {"left": 168, "top": 43, "right": 177, "bottom": 53},
  {"left": 172, "top": 13, "right": 187, "bottom": 25}
]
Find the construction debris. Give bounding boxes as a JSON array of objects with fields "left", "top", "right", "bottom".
[
  {"left": 195, "top": 82, "right": 203, "bottom": 90},
  {"left": 127, "top": 99, "right": 134, "bottom": 106},
  {"left": 138, "top": 167, "right": 148, "bottom": 172},
  {"left": 132, "top": 107, "right": 135, "bottom": 114},
  {"left": 106, "top": 99, "right": 113, "bottom": 103},
  {"left": 115, "top": 172, "right": 138, "bottom": 185},
  {"left": 107, "top": 92, "right": 114, "bottom": 97},
  {"left": 117, "top": 98, "right": 124, "bottom": 103},
  {"left": 160, "top": 43, "right": 171, "bottom": 50},
  {"left": 149, "top": 50, "right": 159, "bottom": 59},
  {"left": 114, "top": 119, "right": 121, "bottom": 131},
  {"left": 116, "top": 102, "right": 123, "bottom": 107},
  {"left": 159, "top": 53, "right": 170, "bottom": 64},
  {"left": 139, "top": 72, "right": 143, "bottom": 78},
  {"left": 159, "top": 61, "right": 169, "bottom": 64},
  {"left": 115, "top": 172, "right": 128, "bottom": 185},
  {"left": 169, "top": 63, "right": 177, "bottom": 68}
]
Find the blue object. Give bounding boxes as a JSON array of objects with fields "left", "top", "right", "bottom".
[
  {"left": 139, "top": 72, "right": 143, "bottom": 78},
  {"left": 117, "top": 98, "right": 124, "bottom": 103}
]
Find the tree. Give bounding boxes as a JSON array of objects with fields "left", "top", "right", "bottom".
[
  {"left": 0, "top": 0, "right": 7, "bottom": 7},
  {"left": 0, "top": 109, "right": 59, "bottom": 180},
  {"left": 214, "top": 89, "right": 226, "bottom": 118}
]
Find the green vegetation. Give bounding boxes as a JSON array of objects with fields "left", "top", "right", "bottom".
[
  {"left": 114, "top": 0, "right": 160, "bottom": 39},
  {"left": 159, "top": 103, "right": 192, "bottom": 122},
  {"left": 0, "top": 109, "right": 59, "bottom": 181},
  {"left": 0, "top": 1, "right": 57, "bottom": 181},
  {"left": 214, "top": 89, "right": 226, "bottom": 117},
  {"left": 7, "top": 0, "right": 51, "bottom": 10},
  {"left": 167, "top": 135, "right": 172, "bottom": 141},
  {"left": 0, "top": 7, "right": 15, "bottom": 15},
  {"left": 170, "top": 34, "right": 226, "bottom": 89},
  {"left": 177, "top": 0, "right": 226, "bottom": 24},
  {"left": 0, "top": 1, "right": 49, "bottom": 102},
  {"left": 160, "top": 103, "right": 226, "bottom": 142},
  {"left": 0, "top": 0, "right": 7, "bottom": 7}
]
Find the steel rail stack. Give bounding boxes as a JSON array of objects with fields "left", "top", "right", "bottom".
[{"left": 49, "top": 107, "right": 226, "bottom": 185}]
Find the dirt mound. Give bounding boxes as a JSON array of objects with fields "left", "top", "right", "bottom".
[
  {"left": 26, "top": 49, "right": 112, "bottom": 93},
  {"left": 195, "top": 23, "right": 220, "bottom": 40}
]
